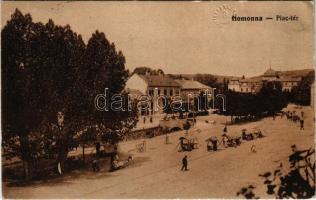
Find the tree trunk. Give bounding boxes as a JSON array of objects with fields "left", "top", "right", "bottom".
[
  {"left": 82, "top": 144, "right": 85, "bottom": 164},
  {"left": 24, "top": 160, "right": 33, "bottom": 181},
  {"left": 19, "top": 135, "right": 33, "bottom": 181},
  {"left": 57, "top": 145, "right": 69, "bottom": 174}
]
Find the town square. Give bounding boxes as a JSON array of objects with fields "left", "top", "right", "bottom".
[{"left": 1, "top": 1, "right": 315, "bottom": 199}]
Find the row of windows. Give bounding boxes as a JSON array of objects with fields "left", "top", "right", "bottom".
[
  {"left": 148, "top": 88, "right": 180, "bottom": 96},
  {"left": 241, "top": 82, "right": 260, "bottom": 86},
  {"left": 283, "top": 82, "right": 296, "bottom": 86},
  {"left": 232, "top": 84, "right": 296, "bottom": 93},
  {"left": 241, "top": 88, "right": 251, "bottom": 92}
]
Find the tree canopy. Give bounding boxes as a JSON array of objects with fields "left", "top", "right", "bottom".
[{"left": 2, "top": 9, "right": 137, "bottom": 180}]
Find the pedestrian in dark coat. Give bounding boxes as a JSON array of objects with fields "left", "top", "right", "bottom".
[
  {"left": 181, "top": 155, "right": 188, "bottom": 171},
  {"left": 300, "top": 118, "right": 304, "bottom": 130}
]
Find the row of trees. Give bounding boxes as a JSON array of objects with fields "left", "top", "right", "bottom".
[
  {"left": 2, "top": 9, "right": 137, "bottom": 180},
  {"left": 132, "top": 66, "right": 165, "bottom": 76},
  {"left": 289, "top": 71, "right": 314, "bottom": 105},
  {"left": 197, "top": 73, "right": 314, "bottom": 122},
  {"left": 221, "top": 82, "right": 288, "bottom": 123}
]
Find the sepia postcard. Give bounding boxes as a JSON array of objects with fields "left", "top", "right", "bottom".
[{"left": 1, "top": 1, "right": 315, "bottom": 199}]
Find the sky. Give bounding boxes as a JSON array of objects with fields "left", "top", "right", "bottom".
[{"left": 1, "top": 1, "right": 314, "bottom": 77}]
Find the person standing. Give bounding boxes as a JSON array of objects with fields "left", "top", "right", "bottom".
[
  {"left": 223, "top": 125, "right": 227, "bottom": 133},
  {"left": 181, "top": 155, "right": 188, "bottom": 171},
  {"left": 92, "top": 157, "right": 100, "bottom": 172},
  {"left": 211, "top": 137, "right": 219, "bottom": 151},
  {"left": 165, "top": 134, "right": 169, "bottom": 144},
  {"left": 95, "top": 142, "right": 101, "bottom": 157},
  {"left": 300, "top": 118, "right": 304, "bottom": 130}
]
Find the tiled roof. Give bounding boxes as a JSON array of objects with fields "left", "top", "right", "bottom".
[
  {"left": 175, "top": 79, "right": 211, "bottom": 90},
  {"left": 239, "top": 77, "right": 262, "bottom": 83},
  {"left": 139, "top": 75, "right": 181, "bottom": 87}
]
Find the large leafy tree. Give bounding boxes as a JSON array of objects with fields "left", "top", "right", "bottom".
[
  {"left": 291, "top": 72, "right": 315, "bottom": 105},
  {"left": 223, "top": 81, "right": 287, "bottom": 123},
  {"left": 2, "top": 9, "right": 45, "bottom": 180},
  {"left": 2, "top": 10, "right": 137, "bottom": 180},
  {"left": 258, "top": 81, "right": 287, "bottom": 115},
  {"left": 83, "top": 31, "right": 136, "bottom": 142},
  {"left": 30, "top": 19, "right": 87, "bottom": 172}
]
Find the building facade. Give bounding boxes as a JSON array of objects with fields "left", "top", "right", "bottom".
[
  {"left": 228, "top": 68, "right": 301, "bottom": 93},
  {"left": 125, "top": 73, "right": 212, "bottom": 114},
  {"left": 175, "top": 79, "right": 212, "bottom": 100}
]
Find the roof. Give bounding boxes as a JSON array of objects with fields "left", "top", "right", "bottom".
[
  {"left": 239, "top": 77, "right": 262, "bottom": 83},
  {"left": 230, "top": 77, "right": 240, "bottom": 81},
  {"left": 175, "top": 79, "right": 211, "bottom": 90},
  {"left": 263, "top": 68, "right": 278, "bottom": 77},
  {"left": 279, "top": 77, "right": 301, "bottom": 82},
  {"left": 139, "top": 75, "right": 181, "bottom": 87}
]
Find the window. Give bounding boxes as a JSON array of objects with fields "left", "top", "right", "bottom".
[
  {"left": 158, "top": 89, "right": 161, "bottom": 95},
  {"left": 175, "top": 89, "right": 180, "bottom": 95},
  {"left": 149, "top": 89, "right": 154, "bottom": 96},
  {"left": 241, "top": 88, "right": 243, "bottom": 92},
  {"left": 170, "top": 89, "right": 173, "bottom": 96},
  {"left": 164, "top": 89, "right": 167, "bottom": 95}
]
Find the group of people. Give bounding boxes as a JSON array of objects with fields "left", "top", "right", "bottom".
[
  {"left": 241, "top": 129, "right": 264, "bottom": 141},
  {"left": 178, "top": 137, "right": 198, "bottom": 152},
  {"left": 285, "top": 110, "right": 305, "bottom": 130},
  {"left": 91, "top": 141, "right": 133, "bottom": 172},
  {"left": 206, "top": 126, "right": 264, "bottom": 153},
  {"left": 110, "top": 153, "right": 133, "bottom": 172}
]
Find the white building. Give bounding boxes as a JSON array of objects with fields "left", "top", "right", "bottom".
[
  {"left": 125, "top": 73, "right": 212, "bottom": 114},
  {"left": 228, "top": 68, "right": 301, "bottom": 93},
  {"left": 125, "top": 73, "right": 181, "bottom": 97},
  {"left": 125, "top": 73, "right": 181, "bottom": 115}
]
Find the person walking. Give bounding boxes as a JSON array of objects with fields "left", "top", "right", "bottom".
[
  {"left": 181, "top": 155, "right": 188, "bottom": 171},
  {"left": 300, "top": 118, "right": 304, "bottom": 130},
  {"left": 165, "top": 134, "right": 169, "bottom": 144},
  {"left": 92, "top": 157, "right": 100, "bottom": 172},
  {"left": 223, "top": 125, "right": 227, "bottom": 133},
  {"left": 211, "top": 137, "right": 219, "bottom": 151},
  {"left": 95, "top": 142, "right": 101, "bottom": 157}
]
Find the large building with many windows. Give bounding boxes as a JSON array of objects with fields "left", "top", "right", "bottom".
[
  {"left": 125, "top": 73, "right": 212, "bottom": 114},
  {"left": 125, "top": 73, "right": 181, "bottom": 97},
  {"left": 228, "top": 68, "right": 301, "bottom": 93}
]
